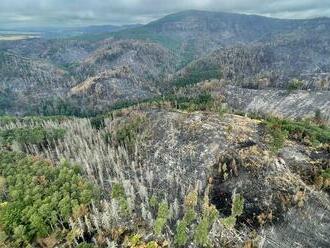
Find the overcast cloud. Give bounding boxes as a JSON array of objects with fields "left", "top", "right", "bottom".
[{"left": 1, "top": 0, "right": 330, "bottom": 28}]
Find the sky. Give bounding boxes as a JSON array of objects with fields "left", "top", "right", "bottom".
[{"left": 1, "top": 0, "right": 330, "bottom": 28}]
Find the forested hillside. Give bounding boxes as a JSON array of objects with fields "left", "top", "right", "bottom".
[
  {"left": 0, "top": 9, "right": 329, "bottom": 248},
  {"left": 1, "top": 10, "right": 330, "bottom": 116},
  {"left": 0, "top": 90, "right": 329, "bottom": 247}
]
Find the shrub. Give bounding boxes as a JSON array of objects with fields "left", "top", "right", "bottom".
[
  {"left": 154, "top": 201, "right": 169, "bottom": 235},
  {"left": 231, "top": 193, "right": 244, "bottom": 217},
  {"left": 220, "top": 193, "right": 244, "bottom": 230},
  {"left": 263, "top": 117, "right": 330, "bottom": 148},
  {"left": 321, "top": 169, "right": 330, "bottom": 179},
  {"left": 90, "top": 116, "right": 105, "bottom": 130},
  {"left": 287, "top": 79, "right": 303, "bottom": 92},
  {"left": 183, "top": 208, "right": 197, "bottom": 225},
  {"left": 263, "top": 121, "right": 288, "bottom": 152},
  {"left": 146, "top": 241, "right": 159, "bottom": 248},
  {"left": 175, "top": 220, "right": 188, "bottom": 246},
  {"left": 171, "top": 69, "right": 222, "bottom": 88},
  {"left": 172, "top": 93, "right": 215, "bottom": 112},
  {"left": 102, "top": 132, "right": 112, "bottom": 144},
  {"left": 193, "top": 199, "right": 219, "bottom": 247},
  {"left": 111, "top": 116, "right": 146, "bottom": 149},
  {"left": 174, "top": 191, "right": 199, "bottom": 246},
  {"left": 76, "top": 243, "right": 95, "bottom": 248},
  {"left": 149, "top": 195, "right": 158, "bottom": 208},
  {"left": 314, "top": 109, "right": 323, "bottom": 124},
  {"left": 184, "top": 191, "right": 198, "bottom": 209},
  {"left": 221, "top": 216, "right": 236, "bottom": 229},
  {"left": 128, "top": 234, "right": 142, "bottom": 247},
  {"left": 194, "top": 218, "right": 210, "bottom": 247},
  {"left": 111, "top": 183, "right": 130, "bottom": 216}
]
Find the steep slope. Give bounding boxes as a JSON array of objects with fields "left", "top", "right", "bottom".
[
  {"left": 0, "top": 38, "right": 99, "bottom": 66},
  {"left": 1, "top": 10, "right": 330, "bottom": 115},
  {"left": 68, "top": 39, "right": 178, "bottom": 111},
  {"left": 180, "top": 35, "right": 330, "bottom": 90},
  {"left": 113, "top": 10, "right": 330, "bottom": 64},
  {"left": 0, "top": 38, "right": 178, "bottom": 114},
  {"left": 223, "top": 85, "right": 330, "bottom": 121},
  {"left": 0, "top": 107, "right": 329, "bottom": 247},
  {"left": 0, "top": 51, "right": 75, "bottom": 113}
]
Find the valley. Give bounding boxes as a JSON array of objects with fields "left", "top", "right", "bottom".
[{"left": 0, "top": 9, "right": 329, "bottom": 248}]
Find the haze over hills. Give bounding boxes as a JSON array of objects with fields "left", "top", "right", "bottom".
[
  {"left": 1, "top": 10, "right": 330, "bottom": 117},
  {"left": 0, "top": 9, "right": 330, "bottom": 248},
  {"left": 0, "top": 24, "right": 142, "bottom": 39}
]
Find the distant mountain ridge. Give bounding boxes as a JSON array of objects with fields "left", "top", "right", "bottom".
[
  {"left": 111, "top": 10, "right": 330, "bottom": 54},
  {"left": 0, "top": 24, "right": 142, "bottom": 39},
  {"left": 1, "top": 10, "right": 330, "bottom": 115}
]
